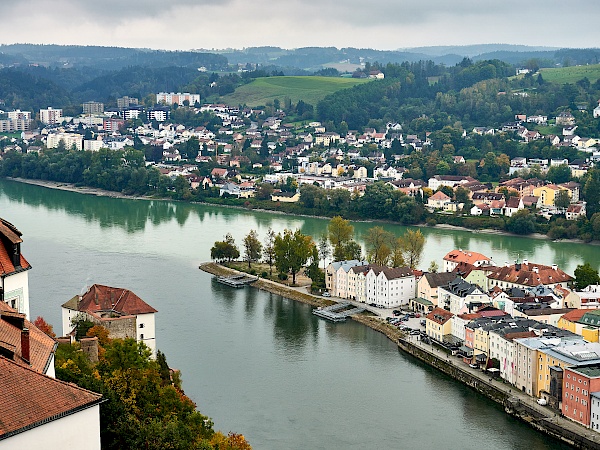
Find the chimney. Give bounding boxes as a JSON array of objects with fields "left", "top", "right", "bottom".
[
  {"left": 523, "top": 259, "right": 528, "bottom": 266},
  {"left": 551, "top": 264, "right": 558, "bottom": 271},
  {"left": 533, "top": 267, "right": 539, "bottom": 273},
  {"left": 21, "top": 327, "right": 30, "bottom": 364}
]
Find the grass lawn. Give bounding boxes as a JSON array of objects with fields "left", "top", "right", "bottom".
[
  {"left": 540, "top": 64, "right": 600, "bottom": 84},
  {"left": 0, "top": 132, "right": 21, "bottom": 139},
  {"left": 222, "top": 76, "right": 371, "bottom": 107}
]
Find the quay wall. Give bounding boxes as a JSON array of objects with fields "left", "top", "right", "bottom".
[{"left": 200, "top": 262, "right": 600, "bottom": 449}]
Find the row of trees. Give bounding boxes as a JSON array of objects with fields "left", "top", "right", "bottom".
[{"left": 211, "top": 216, "right": 428, "bottom": 289}]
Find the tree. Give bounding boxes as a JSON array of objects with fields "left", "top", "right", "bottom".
[
  {"left": 263, "top": 228, "right": 276, "bottom": 276},
  {"left": 428, "top": 261, "right": 439, "bottom": 273},
  {"left": 574, "top": 263, "right": 600, "bottom": 290},
  {"left": 584, "top": 169, "right": 600, "bottom": 216},
  {"left": 390, "top": 238, "right": 406, "bottom": 268},
  {"left": 274, "top": 229, "right": 314, "bottom": 285},
  {"left": 328, "top": 216, "right": 354, "bottom": 261},
  {"left": 317, "top": 234, "right": 331, "bottom": 269},
  {"left": 365, "top": 226, "right": 393, "bottom": 266},
  {"left": 33, "top": 316, "right": 56, "bottom": 338},
  {"left": 506, "top": 210, "right": 536, "bottom": 235},
  {"left": 399, "top": 229, "right": 426, "bottom": 269},
  {"left": 342, "top": 240, "right": 363, "bottom": 261},
  {"left": 243, "top": 230, "right": 262, "bottom": 268},
  {"left": 211, "top": 233, "right": 240, "bottom": 262},
  {"left": 546, "top": 164, "right": 572, "bottom": 184},
  {"left": 555, "top": 190, "right": 571, "bottom": 209}
]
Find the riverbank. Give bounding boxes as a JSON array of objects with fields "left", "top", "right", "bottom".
[
  {"left": 201, "top": 261, "right": 600, "bottom": 449},
  {"left": 7, "top": 176, "right": 589, "bottom": 244}
]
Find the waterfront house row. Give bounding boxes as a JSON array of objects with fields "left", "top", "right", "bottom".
[{"left": 325, "top": 260, "right": 416, "bottom": 308}]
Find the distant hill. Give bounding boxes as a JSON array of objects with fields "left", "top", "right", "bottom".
[
  {"left": 221, "top": 76, "right": 370, "bottom": 107},
  {"left": 402, "top": 44, "right": 558, "bottom": 57},
  {"left": 0, "top": 44, "right": 228, "bottom": 71}
]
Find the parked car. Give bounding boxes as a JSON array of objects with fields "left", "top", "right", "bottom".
[
  {"left": 322, "top": 292, "right": 331, "bottom": 297},
  {"left": 414, "top": 313, "right": 421, "bottom": 318},
  {"left": 537, "top": 398, "right": 548, "bottom": 406},
  {"left": 469, "top": 363, "right": 479, "bottom": 369},
  {"left": 420, "top": 320, "right": 426, "bottom": 327},
  {"left": 393, "top": 310, "right": 401, "bottom": 316}
]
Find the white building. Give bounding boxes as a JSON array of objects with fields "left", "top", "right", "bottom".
[
  {"left": 0, "top": 357, "right": 102, "bottom": 449},
  {"left": 325, "top": 260, "right": 368, "bottom": 297},
  {"left": 156, "top": 92, "right": 201, "bottom": 106},
  {"left": 46, "top": 133, "right": 83, "bottom": 150},
  {"left": 366, "top": 266, "right": 415, "bottom": 308},
  {"left": 39, "top": 107, "right": 63, "bottom": 125},
  {"left": 443, "top": 249, "right": 495, "bottom": 273},
  {"left": 61, "top": 284, "right": 158, "bottom": 357},
  {"left": 0, "top": 218, "right": 31, "bottom": 319},
  {"left": 438, "top": 277, "right": 491, "bottom": 315}
]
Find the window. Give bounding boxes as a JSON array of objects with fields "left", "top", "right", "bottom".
[
  {"left": 140, "top": 334, "right": 144, "bottom": 339},
  {"left": 139, "top": 323, "right": 145, "bottom": 328}
]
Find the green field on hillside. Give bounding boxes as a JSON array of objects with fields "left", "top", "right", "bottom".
[
  {"left": 540, "top": 64, "right": 600, "bottom": 84},
  {"left": 222, "top": 76, "right": 371, "bottom": 107}
]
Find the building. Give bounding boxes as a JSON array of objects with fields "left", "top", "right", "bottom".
[
  {"left": 39, "top": 107, "right": 63, "bottom": 125},
  {"left": 147, "top": 107, "right": 170, "bottom": 122},
  {"left": 82, "top": 101, "right": 104, "bottom": 115},
  {"left": 325, "top": 260, "right": 369, "bottom": 297},
  {"left": 103, "top": 117, "right": 125, "bottom": 133},
  {"left": 439, "top": 277, "right": 491, "bottom": 314},
  {"left": 427, "top": 191, "right": 451, "bottom": 209},
  {"left": 443, "top": 249, "right": 495, "bottom": 273},
  {"left": 417, "top": 272, "right": 456, "bottom": 306},
  {"left": 365, "top": 266, "right": 415, "bottom": 308},
  {"left": 156, "top": 92, "right": 200, "bottom": 106},
  {"left": 46, "top": 133, "right": 83, "bottom": 150},
  {"left": 61, "top": 284, "right": 158, "bottom": 356},
  {"left": 0, "top": 218, "right": 32, "bottom": 319},
  {"left": 533, "top": 184, "right": 571, "bottom": 207},
  {"left": 425, "top": 307, "right": 454, "bottom": 343},
  {"left": 487, "top": 260, "right": 572, "bottom": 291},
  {"left": 0, "top": 356, "right": 102, "bottom": 449},
  {"left": 0, "top": 302, "right": 57, "bottom": 377},
  {"left": 117, "top": 96, "right": 139, "bottom": 109},
  {"left": 563, "top": 364, "right": 600, "bottom": 429}
]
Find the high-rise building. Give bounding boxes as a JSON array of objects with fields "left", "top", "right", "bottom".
[
  {"left": 117, "top": 96, "right": 139, "bottom": 109},
  {"left": 82, "top": 101, "right": 104, "bottom": 115},
  {"left": 156, "top": 92, "right": 200, "bottom": 106},
  {"left": 39, "top": 107, "right": 63, "bottom": 125}
]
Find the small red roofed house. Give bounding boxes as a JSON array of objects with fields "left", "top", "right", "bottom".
[
  {"left": 425, "top": 307, "right": 454, "bottom": 342},
  {"left": 427, "top": 191, "right": 451, "bottom": 209},
  {"left": 443, "top": 249, "right": 494, "bottom": 272},
  {"left": 0, "top": 356, "right": 102, "bottom": 448},
  {"left": 61, "top": 284, "right": 158, "bottom": 356},
  {"left": 211, "top": 167, "right": 228, "bottom": 179}
]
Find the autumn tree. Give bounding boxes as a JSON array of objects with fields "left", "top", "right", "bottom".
[
  {"left": 243, "top": 229, "right": 262, "bottom": 268},
  {"left": 33, "top": 316, "right": 56, "bottom": 338},
  {"left": 328, "top": 216, "right": 354, "bottom": 261},
  {"left": 274, "top": 229, "right": 315, "bottom": 284},
  {"left": 365, "top": 226, "right": 394, "bottom": 266},
  {"left": 399, "top": 229, "right": 426, "bottom": 269}
]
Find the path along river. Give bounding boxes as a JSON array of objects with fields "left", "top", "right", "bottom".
[{"left": 1, "top": 178, "right": 586, "bottom": 449}]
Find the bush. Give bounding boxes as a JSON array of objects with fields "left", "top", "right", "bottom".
[
  {"left": 249, "top": 268, "right": 256, "bottom": 275},
  {"left": 278, "top": 272, "right": 288, "bottom": 280},
  {"left": 426, "top": 218, "right": 437, "bottom": 226},
  {"left": 261, "top": 271, "right": 269, "bottom": 278}
]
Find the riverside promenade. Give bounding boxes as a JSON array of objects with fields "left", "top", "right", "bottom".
[{"left": 200, "top": 262, "right": 600, "bottom": 449}]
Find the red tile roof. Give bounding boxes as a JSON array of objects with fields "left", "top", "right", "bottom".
[
  {"left": 76, "top": 284, "right": 157, "bottom": 316},
  {"left": 560, "top": 309, "right": 588, "bottom": 323},
  {"left": 487, "top": 262, "right": 572, "bottom": 287},
  {"left": 426, "top": 307, "right": 454, "bottom": 325},
  {"left": 0, "top": 218, "right": 31, "bottom": 276},
  {"left": 0, "top": 356, "right": 102, "bottom": 438},
  {"left": 443, "top": 249, "right": 492, "bottom": 265},
  {"left": 0, "top": 303, "right": 56, "bottom": 374}
]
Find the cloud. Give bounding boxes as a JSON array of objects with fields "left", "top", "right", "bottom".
[{"left": 1, "top": 0, "right": 600, "bottom": 51}]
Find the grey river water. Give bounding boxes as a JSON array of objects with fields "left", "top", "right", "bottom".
[{"left": 0, "top": 178, "right": 584, "bottom": 449}]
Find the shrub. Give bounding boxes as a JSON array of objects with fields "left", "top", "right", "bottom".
[
  {"left": 261, "top": 271, "right": 269, "bottom": 278},
  {"left": 278, "top": 272, "right": 288, "bottom": 280}
]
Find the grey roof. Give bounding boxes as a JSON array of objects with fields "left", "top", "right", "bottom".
[{"left": 423, "top": 272, "right": 456, "bottom": 288}]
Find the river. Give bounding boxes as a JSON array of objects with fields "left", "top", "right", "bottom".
[{"left": 0, "top": 178, "right": 582, "bottom": 449}]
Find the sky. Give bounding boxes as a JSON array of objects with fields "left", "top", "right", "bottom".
[{"left": 1, "top": 0, "right": 600, "bottom": 51}]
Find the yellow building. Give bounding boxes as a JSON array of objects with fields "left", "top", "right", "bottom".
[
  {"left": 557, "top": 310, "right": 600, "bottom": 343},
  {"left": 533, "top": 184, "right": 570, "bottom": 207},
  {"left": 425, "top": 307, "right": 454, "bottom": 342}
]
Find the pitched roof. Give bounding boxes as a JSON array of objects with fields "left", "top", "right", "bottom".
[
  {"left": 0, "top": 218, "right": 31, "bottom": 277},
  {"left": 426, "top": 307, "right": 454, "bottom": 325},
  {"left": 487, "top": 262, "right": 572, "bottom": 287},
  {"left": 70, "top": 284, "right": 157, "bottom": 316},
  {"left": 0, "top": 303, "right": 56, "bottom": 374},
  {"left": 430, "top": 191, "right": 450, "bottom": 201},
  {"left": 561, "top": 309, "right": 588, "bottom": 323},
  {"left": 443, "top": 249, "right": 492, "bottom": 265},
  {"left": 0, "top": 356, "right": 102, "bottom": 439},
  {"left": 369, "top": 265, "right": 414, "bottom": 279},
  {"left": 422, "top": 271, "right": 456, "bottom": 288}
]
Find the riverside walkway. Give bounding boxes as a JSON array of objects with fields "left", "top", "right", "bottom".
[{"left": 401, "top": 331, "right": 600, "bottom": 449}]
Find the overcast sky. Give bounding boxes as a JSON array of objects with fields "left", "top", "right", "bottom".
[{"left": 2, "top": 0, "right": 599, "bottom": 51}]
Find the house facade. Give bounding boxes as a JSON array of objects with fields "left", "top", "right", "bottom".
[{"left": 0, "top": 218, "right": 32, "bottom": 319}]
